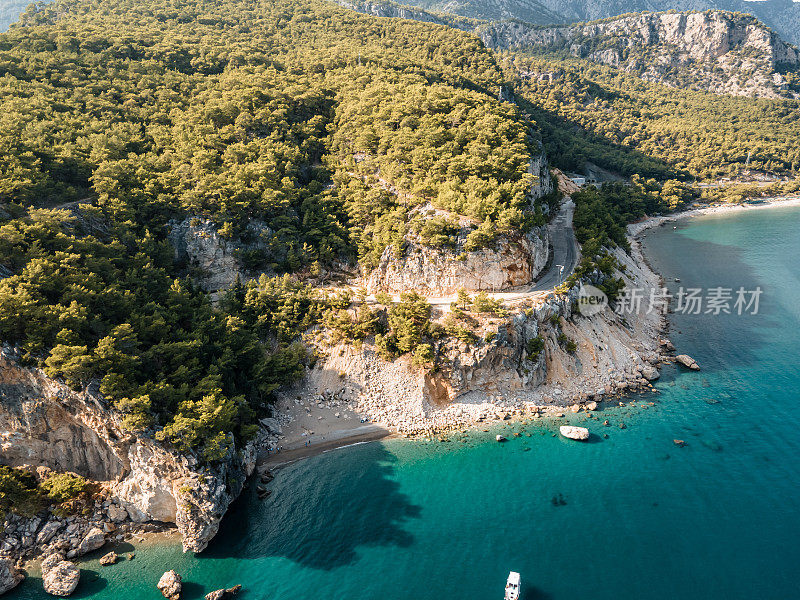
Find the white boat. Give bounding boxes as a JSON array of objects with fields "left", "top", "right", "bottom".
[{"left": 504, "top": 571, "right": 520, "bottom": 600}]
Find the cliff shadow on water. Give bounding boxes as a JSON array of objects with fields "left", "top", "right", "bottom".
[
  {"left": 201, "top": 442, "right": 420, "bottom": 570},
  {"left": 642, "top": 220, "right": 777, "bottom": 376}
]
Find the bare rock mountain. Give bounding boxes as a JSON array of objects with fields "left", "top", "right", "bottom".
[{"left": 480, "top": 10, "right": 800, "bottom": 98}]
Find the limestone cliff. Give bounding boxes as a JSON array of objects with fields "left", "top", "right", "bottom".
[
  {"left": 479, "top": 10, "right": 800, "bottom": 98},
  {"left": 365, "top": 225, "right": 549, "bottom": 296},
  {"left": 0, "top": 350, "right": 256, "bottom": 553},
  {"left": 365, "top": 151, "right": 554, "bottom": 296},
  {"left": 168, "top": 217, "right": 279, "bottom": 299}
]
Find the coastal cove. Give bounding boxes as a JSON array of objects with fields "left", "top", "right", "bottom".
[{"left": 8, "top": 203, "right": 800, "bottom": 599}]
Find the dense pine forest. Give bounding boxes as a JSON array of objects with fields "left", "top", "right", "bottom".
[{"left": 508, "top": 55, "right": 800, "bottom": 181}]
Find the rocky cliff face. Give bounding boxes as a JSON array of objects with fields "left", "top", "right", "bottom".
[
  {"left": 0, "top": 349, "right": 257, "bottom": 553},
  {"left": 168, "top": 217, "right": 278, "bottom": 299},
  {"left": 365, "top": 151, "right": 554, "bottom": 296},
  {"left": 365, "top": 225, "right": 549, "bottom": 296},
  {"left": 334, "top": 0, "right": 474, "bottom": 29},
  {"left": 479, "top": 10, "right": 800, "bottom": 98}
]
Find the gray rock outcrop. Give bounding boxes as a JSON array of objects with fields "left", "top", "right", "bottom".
[
  {"left": 77, "top": 528, "right": 105, "bottom": 555},
  {"left": 0, "top": 558, "right": 23, "bottom": 595},
  {"left": 675, "top": 354, "right": 700, "bottom": 370},
  {"left": 0, "top": 349, "right": 258, "bottom": 554},
  {"left": 480, "top": 10, "right": 800, "bottom": 99},
  {"left": 157, "top": 570, "right": 181, "bottom": 600},
  {"left": 205, "top": 584, "right": 242, "bottom": 600},
  {"left": 41, "top": 554, "right": 79, "bottom": 597},
  {"left": 167, "top": 217, "right": 278, "bottom": 299},
  {"left": 641, "top": 366, "right": 660, "bottom": 380}
]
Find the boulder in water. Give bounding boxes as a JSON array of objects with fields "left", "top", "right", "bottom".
[
  {"left": 559, "top": 426, "right": 589, "bottom": 441},
  {"left": 205, "top": 585, "right": 242, "bottom": 600},
  {"left": 675, "top": 355, "right": 700, "bottom": 370},
  {"left": 99, "top": 552, "right": 118, "bottom": 566},
  {"left": 0, "top": 558, "right": 23, "bottom": 595},
  {"left": 41, "top": 555, "right": 79, "bottom": 597},
  {"left": 496, "top": 435, "right": 507, "bottom": 442},
  {"left": 157, "top": 570, "right": 182, "bottom": 600}
]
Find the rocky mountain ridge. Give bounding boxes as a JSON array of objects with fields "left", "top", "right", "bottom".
[
  {"left": 335, "top": 2, "right": 800, "bottom": 99},
  {"left": 479, "top": 10, "right": 800, "bottom": 98},
  {"left": 396, "top": 0, "right": 800, "bottom": 47}
]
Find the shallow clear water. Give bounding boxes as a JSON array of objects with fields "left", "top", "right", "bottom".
[{"left": 10, "top": 205, "right": 800, "bottom": 600}]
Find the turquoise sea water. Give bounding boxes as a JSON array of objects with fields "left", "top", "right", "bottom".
[{"left": 10, "top": 205, "right": 800, "bottom": 600}]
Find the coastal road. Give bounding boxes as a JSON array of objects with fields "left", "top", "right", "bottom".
[
  {"left": 345, "top": 197, "right": 581, "bottom": 308},
  {"left": 531, "top": 197, "right": 579, "bottom": 291}
]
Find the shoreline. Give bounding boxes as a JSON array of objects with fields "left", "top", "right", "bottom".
[
  {"left": 250, "top": 195, "right": 800, "bottom": 465},
  {"left": 258, "top": 424, "right": 393, "bottom": 468},
  {"left": 627, "top": 195, "right": 800, "bottom": 237}
]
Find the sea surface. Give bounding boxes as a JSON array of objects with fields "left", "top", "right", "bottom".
[{"left": 10, "top": 204, "right": 800, "bottom": 600}]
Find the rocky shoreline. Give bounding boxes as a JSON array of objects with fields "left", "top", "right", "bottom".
[{"left": 272, "top": 224, "right": 686, "bottom": 448}]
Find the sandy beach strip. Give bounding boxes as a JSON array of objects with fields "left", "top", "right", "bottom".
[
  {"left": 259, "top": 423, "right": 392, "bottom": 468},
  {"left": 628, "top": 196, "right": 800, "bottom": 237}
]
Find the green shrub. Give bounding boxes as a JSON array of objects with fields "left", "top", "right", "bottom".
[
  {"left": 471, "top": 292, "right": 507, "bottom": 316},
  {"left": 0, "top": 466, "right": 41, "bottom": 516},
  {"left": 526, "top": 336, "right": 545, "bottom": 360},
  {"left": 412, "top": 343, "right": 434, "bottom": 368},
  {"left": 40, "top": 473, "right": 88, "bottom": 503}
]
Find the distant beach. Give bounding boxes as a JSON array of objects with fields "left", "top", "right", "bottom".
[{"left": 628, "top": 195, "right": 800, "bottom": 237}]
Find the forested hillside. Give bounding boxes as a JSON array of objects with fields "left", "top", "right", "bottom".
[
  {"left": 507, "top": 55, "right": 800, "bottom": 180},
  {"left": 0, "top": 0, "right": 542, "bottom": 460}
]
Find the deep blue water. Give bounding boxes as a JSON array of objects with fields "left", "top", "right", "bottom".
[{"left": 10, "top": 205, "right": 800, "bottom": 599}]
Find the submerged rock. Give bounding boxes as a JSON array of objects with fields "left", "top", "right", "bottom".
[
  {"left": 41, "top": 554, "right": 80, "bottom": 597},
  {"left": 496, "top": 435, "right": 507, "bottom": 442},
  {"left": 157, "top": 570, "right": 182, "bottom": 600},
  {"left": 0, "top": 558, "right": 23, "bottom": 595},
  {"left": 559, "top": 426, "right": 589, "bottom": 440}
]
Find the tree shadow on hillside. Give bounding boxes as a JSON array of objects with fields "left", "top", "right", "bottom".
[
  {"left": 201, "top": 441, "right": 420, "bottom": 570},
  {"left": 515, "top": 95, "right": 682, "bottom": 180}
]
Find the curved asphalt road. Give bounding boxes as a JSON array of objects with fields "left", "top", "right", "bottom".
[{"left": 531, "top": 197, "right": 579, "bottom": 291}]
